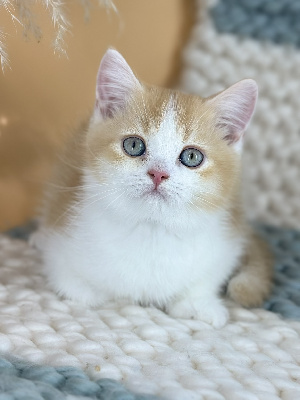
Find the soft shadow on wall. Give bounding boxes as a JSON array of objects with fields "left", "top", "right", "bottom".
[{"left": 0, "top": 0, "right": 195, "bottom": 231}]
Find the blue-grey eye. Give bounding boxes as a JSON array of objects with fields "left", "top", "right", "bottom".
[
  {"left": 123, "top": 137, "right": 146, "bottom": 157},
  {"left": 179, "top": 147, "right": 204, "bottom": 168}
]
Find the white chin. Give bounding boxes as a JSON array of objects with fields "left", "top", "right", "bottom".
[
  {"left": 142, "top": 186, "right": 170, "bottom": 200},
  {"left": 119, "top": 192, "right": 193, "bottom": 230},
  {"left": 147, "top": 190, "right": 168, "bottom": 201}
]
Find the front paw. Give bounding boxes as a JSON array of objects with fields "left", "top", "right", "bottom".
[{"left": 168, "top": 298, "right": 229, "bottom": 328}]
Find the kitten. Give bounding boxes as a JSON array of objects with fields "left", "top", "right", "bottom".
[{"left": 35, "top": 49, "right": 273, "bottom": 328}]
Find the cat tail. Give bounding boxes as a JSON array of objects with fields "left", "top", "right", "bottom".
[{"left": 227, "top": 230, "right": 274, "bottom": 308}]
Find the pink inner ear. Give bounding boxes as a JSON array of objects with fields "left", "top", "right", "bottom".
[
  {"left": 97, "top": 74, "right": 121, "bottom": 118},
  {"left": 212, "top": 79, "right": 258, "bottom": 145},
  {"left": 95, "top": 49, "right": 141, "bottom": 119}
]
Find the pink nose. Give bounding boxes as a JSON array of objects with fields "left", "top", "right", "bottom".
[{"left": 148, "top": 169, "right": 169, "bottom": 188}]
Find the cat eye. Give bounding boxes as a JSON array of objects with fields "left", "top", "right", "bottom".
[
  {"left": 179, "top": 147, "right": 204, "bottom": 168},
  {"left": 123, "top": 136, "right": 146, "bottom": 157}
]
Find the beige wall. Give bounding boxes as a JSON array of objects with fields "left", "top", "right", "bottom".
[{"left": 0, "top": 0, "right": 194, "bottom": 230}]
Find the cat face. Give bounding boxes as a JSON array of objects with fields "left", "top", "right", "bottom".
[{"left": 85, "top": 50, "right": 257, "bottom": 227}]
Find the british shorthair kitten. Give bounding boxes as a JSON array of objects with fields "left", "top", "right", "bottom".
[{"left": 35, "top": 49, "right": 273, "bottom": 328}]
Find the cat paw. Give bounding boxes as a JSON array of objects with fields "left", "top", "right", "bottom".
[{"left": 168, "top": 298, "right": 229, "bottom": 328}]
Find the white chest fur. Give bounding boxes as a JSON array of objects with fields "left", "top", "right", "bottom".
[{"left": 41, "top": 186, "right": 244, "bottom": 310}]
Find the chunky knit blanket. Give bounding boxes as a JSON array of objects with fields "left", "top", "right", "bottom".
[
  {"left": 1, "top": 224, "right": 300, "bottom": 400},
  {"left": 1, "top": 0, "right": 300, "bottom": 398}
]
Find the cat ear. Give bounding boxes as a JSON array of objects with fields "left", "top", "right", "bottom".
[
  {"left": 209, "top": 79, "right": 258, "bottom": 152},
  {"left": 94, "top": 49, "right": 142, "bottom": 120}
]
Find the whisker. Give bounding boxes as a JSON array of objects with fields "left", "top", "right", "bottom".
[
  {"left": 79, "top": 188, "right": 128, "bottom": 223},
  {"left": 79, "top": 188, "right": 123, "bottom": 212},
  {"left": 53, "top": 188, "right": 122, "bottom": 227},
  {"left": 79, "top": 193, "right": 118, "bottom": 214},
  {"left": 52, "top": 196, "right": 95, "bottom": 228},
  {"left": 194, "top": 195, "right": 219, "bottom": 209},
  {"left": 56, "top": 154, "right": 86, "bottom": 173},
  {"left": 104, "top": 189, "right": 127, "bottom": 211},
  {"left": 45, "top": 182, "right": 111, "bottom": 192},
  {"left": 188, "top": 199, "right": 201, "bottom": 212}
]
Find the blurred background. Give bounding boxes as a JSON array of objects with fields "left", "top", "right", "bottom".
[{"left": 0, "top": 0, "right": 194, "bottom": 231}]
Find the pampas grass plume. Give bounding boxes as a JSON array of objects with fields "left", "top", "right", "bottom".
[{"left": 0, "top": 0, "right": 115, "bottom": 72}]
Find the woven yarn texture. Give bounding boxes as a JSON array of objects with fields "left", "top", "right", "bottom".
[
  {"left": 212, "top": 0, "right": 300, "bottom": 46},
  {"left": 258, "top": 225, "right": 300, "bottom": 318},
  {"left": 181, "top": 0, "right": 300, "bottom": 228},
  {"left": 0, "top": 357, "right": 159, "bottom": 400},
  {"left": 1, "top": 232, "right": 300, "bottom": 400}
]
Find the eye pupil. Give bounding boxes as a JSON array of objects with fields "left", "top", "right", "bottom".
[
  {"left": 179, "top": 147, "right": 204, "bottom": 168},
  {"left": 123, "top": 137, "right": 146, "bottom": 157}
]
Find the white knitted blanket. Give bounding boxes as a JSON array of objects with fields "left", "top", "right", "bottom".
[{"left": 1, "top": 234, "right": 300, "bottom": 400}]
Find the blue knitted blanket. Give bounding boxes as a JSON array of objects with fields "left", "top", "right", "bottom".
[
  {"left": 0, "top": 357, "right": 159, "bottom": 400},
  {"left": 258, "top": 225, "right": 300, "bottom": 319}
]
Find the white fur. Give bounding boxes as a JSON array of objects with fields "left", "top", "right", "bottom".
[{"left": 39, "top": 106, "right": 246, "bottom": 329}]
